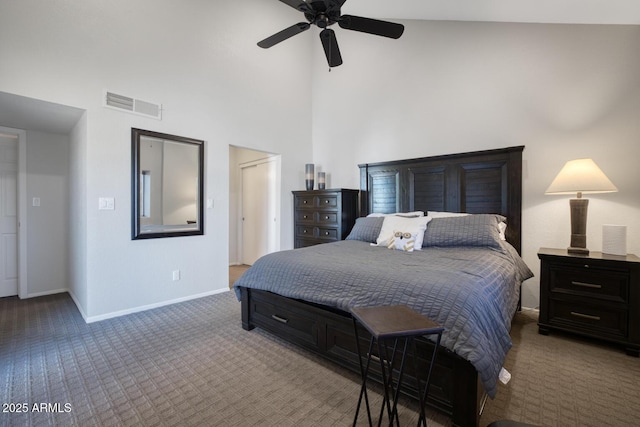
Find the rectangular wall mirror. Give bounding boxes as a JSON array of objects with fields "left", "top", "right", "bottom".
[{"left": 131, "top": 128, "right": 204, "bottom": 239}]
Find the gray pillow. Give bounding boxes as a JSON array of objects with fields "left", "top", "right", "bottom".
[
  {"left": 345, "top": 217, "right": 384, "bottom": 243},
  {"left": 423, "top": 214, "right": 505, "bottom": 248}
]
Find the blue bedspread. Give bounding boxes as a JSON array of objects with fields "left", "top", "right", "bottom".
[{"left": 233, "top": 240, "right": 533, "bottom": 398}]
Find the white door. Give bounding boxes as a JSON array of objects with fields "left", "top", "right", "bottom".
[
  {"left": 0, "top": 135, "right": 18, "bottom": 297},
  {"left": 241, "top": 160, "right": 277, "bottom": 265}
]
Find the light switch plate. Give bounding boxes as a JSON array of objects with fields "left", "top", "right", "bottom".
[{"left": 99, "top": 197, "right": 115, "bottom": 210}]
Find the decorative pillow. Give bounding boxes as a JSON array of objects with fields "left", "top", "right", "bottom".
[
  {"left": 375, "top": 215, "right": 432, "bottom": 249},
  {"left": 428, "top": 211, "right": 507, "bottom": 241},
  {"left": 422, "top": 214, "right": 505, "bottom": 248},
  {"left": 387, "top": 231, "right": 417, "bottom": 252},
  {"left": 427, "top": 211, "right": 470, "bottom": 218},
  {"left": 498, "top": 221, "right": 507, "bottom": 241},
  {"left": 345, "top": 217, "right": 384, "bottom": 243},
  {"left": 367, "top": 211, "right": 424, "bottom": 218}
]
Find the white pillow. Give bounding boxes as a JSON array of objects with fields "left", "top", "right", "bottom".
[
  {"left": 387, "top": 231, "right": 417, "bottom": 252},
  {"left": 367, "top": 211, "right": 424, "bottom": 218},
  {"left": 428, "top": 211, "right": 507, "bottom": 240},
  {"left": 498, "top": 221, "right": 507, "bottom": 241},
  {"left": 427, "top": 211, "right": 470, "bottom": 218},
  {"left": 375, "top": 215, "right": 432, "bottom": 249}
]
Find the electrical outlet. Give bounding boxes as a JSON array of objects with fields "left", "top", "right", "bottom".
[{"left": 172, "top": 270, "right": 180, "bottom": 281}]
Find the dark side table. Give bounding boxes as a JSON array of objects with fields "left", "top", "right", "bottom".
[{"left": 350, "top": 305, "right": 444, "bottom": 427}]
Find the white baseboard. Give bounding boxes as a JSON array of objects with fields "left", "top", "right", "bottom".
[
  {"left": 84, "top": 288, "right": 230, "bottom": 324},
  {"left": 27, "top": 288, "right": 69, "bottom": 298},
  {"left": 67, "top": 289, "right": 89, "bottom": 321}
]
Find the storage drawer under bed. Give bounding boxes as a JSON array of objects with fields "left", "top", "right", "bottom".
[{"left": 249, "top": 290, "right": 320, "bottom": 350}]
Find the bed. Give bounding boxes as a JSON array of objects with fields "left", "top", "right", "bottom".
[{"left": 234, "top": 146, "right": 531, "bottom": 427}]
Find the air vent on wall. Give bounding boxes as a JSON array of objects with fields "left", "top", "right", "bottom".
[{"left": 103, "top": 90, "right": 162, "bottom": 120}]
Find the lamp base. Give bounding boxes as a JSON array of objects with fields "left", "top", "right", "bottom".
[
  {"left": 567, "top": 246, "right": 589, "bottom": 255},
  {"left": 568, "top": 198, "right": 589, "bottom": 255}
]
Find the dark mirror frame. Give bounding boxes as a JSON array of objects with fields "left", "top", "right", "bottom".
[{"left": 131, "top": 128, "right": 205, "bottom": 240}]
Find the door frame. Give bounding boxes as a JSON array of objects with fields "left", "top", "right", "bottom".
[{"left": 0, "top": 125, "right": 27, "bottom": 298}]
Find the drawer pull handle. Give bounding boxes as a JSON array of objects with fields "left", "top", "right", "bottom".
[
  {"left": 325, "top": 231, "right": 330, "bottom": 236},
  {"left": 325, "top": 216, "right": 330, "bottom": 220},
  {"left": 572, "top": 281, "right": 602, "bottom": 289},
  {"left": 271, "top": 314, "right": 289, "bottom": 324},
  {"left": 324, "top": 200, "right": 330, "bottom": 204},
  {"left": 367, "top": 353, "right": 381, "bottom": 363},
  {"left": 303, "top": 229, "right": 308, "bottom": 233},
  {"left": 570, "top": 311, "right": 601, "bottom": 321},
  {"left": 303, "top": 215, "right": 308, "bottom": 219},
  {"left": 366, "top": 353, "right": 394, "bottom": 369},
  {"left": 303, "top": 200, "right": 308, "bottom": 204}
]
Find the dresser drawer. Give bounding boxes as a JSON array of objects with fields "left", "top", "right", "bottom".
[
  {"left": 295, "top": 226, "right": 339, "bottom": 241},
  {"left": 295, "top": 210, "right": 315, "bottom": 223},
  {"left": 295, "top": 225, "right": 315, "bottom": 238},
  {"left": 294, "top": 238, "right": 319, "bottom": 248},
  {"left": 295, "top": 211, "right": 338, "bottom": 225},
  {"left": 317, "top": 212, "right": 338, "bottom": 224},
  {"left": 295, "top": 195, "right": 316, "bottom": 209},
  {"left": 317, "top": 227, "right": 339, "bottom": 240},
  {"left": 549, "top": 298, "right": 627, "bottom": 338},
  {"left": 294, "top": 194, "right": 339, "bottom": 209},
  {"left": 316, "top": 195, "right": 338, "bottom": 208},
  {"left": 550, "top": 265, "right": 629, "bottom": 303}
]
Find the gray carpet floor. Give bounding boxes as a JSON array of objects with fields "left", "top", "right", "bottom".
[{"left": 1, "top": 290, "right": 639, "bottom": 426}]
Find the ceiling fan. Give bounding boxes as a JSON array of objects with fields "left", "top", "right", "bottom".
[{"left": 258, "top": 0, "right": 405, "bottom": 68}]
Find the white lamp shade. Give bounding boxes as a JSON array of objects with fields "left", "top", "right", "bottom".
[{"left": 545, "top": 158, "right": 618, "bottom": 196}]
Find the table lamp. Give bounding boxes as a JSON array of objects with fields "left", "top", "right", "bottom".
[{"left": 545, "top": 158, "right": 617, "bottom": 254}]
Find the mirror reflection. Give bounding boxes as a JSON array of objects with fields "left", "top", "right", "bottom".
[{"left": 132, "top": 128, "right": 204, "bottom": 239}]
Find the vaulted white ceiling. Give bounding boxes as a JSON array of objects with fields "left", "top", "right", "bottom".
[{"left": 342, "top": 0, "right": 640, "bottom": 25}]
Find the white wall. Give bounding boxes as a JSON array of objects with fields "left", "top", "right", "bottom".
[
  {"left": 69, "top": 113, "right": 88, "bottom": 313},
  {"left": 0, "top": 0, "right": 313, "bottom": 320},
  {"left": 311, "top": 21, "right": 640, "bottom": 309},
  {"left": 25, "top": 130, "right": 70, "bottom": 297}
]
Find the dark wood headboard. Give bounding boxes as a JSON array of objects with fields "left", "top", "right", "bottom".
[{"left": 358, "top": 146, "right": 524, "bottom": 254}]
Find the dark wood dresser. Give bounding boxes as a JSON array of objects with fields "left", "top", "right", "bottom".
[
  {"left": 538, "top": 247, "right": 640, "bottom": 356},
  {"left": 292, "top": 189, "right": 359, "bottom": 248}
]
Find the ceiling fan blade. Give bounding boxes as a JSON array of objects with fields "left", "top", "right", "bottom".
[
  {"left": 258, "top": 22, "right": 311, "bottom": 48},
  {"left": 338, "top": 15, "right": 404, "bottom": 39},
  {"left": 320, "top": 28, "right": 343, "bottom": 67},
  {"left": 278, "top": 0, "right": 312, "bottom": 13}
]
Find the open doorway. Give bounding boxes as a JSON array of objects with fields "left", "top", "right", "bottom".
[
  {"left": 0, "top": 92, "right": 84, "bottom": 299},
  {"left": 229, "top": 146, "right": 281, "bottom": 273}
]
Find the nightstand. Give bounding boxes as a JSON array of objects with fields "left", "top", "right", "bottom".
[{"left": 538, "top": 248, "right": 640, "bottom": 356}]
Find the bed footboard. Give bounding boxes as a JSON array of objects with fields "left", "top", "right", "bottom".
[{"left": 238, "top": 286, "right": 483, "bottom": 427}]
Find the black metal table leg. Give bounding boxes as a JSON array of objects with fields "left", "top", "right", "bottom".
[
  {"left": 353, "top": 317, "right": 375, "bottom": 427},
  {"left": 350, "top": 306, "right": 444, "bottom": 427}
]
